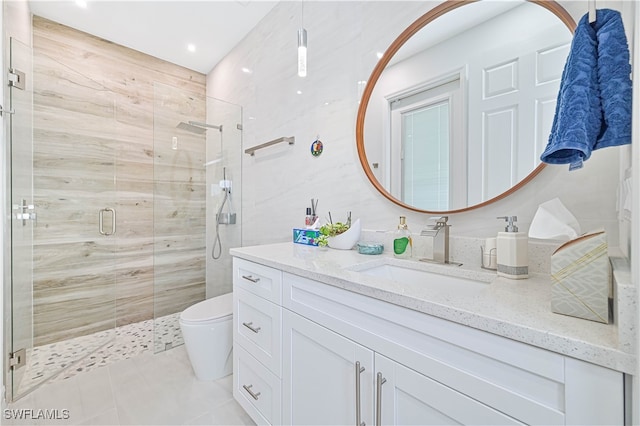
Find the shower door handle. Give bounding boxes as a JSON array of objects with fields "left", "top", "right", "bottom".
[{"left": 99, "top": 208, "right": 116, "bottom": 236}]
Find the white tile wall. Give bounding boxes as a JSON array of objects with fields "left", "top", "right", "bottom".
[{"left": 207, "top": 1, "right": 629, "bottom": 250}]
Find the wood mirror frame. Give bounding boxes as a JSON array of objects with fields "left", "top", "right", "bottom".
[{"left": 355, "top": 0, "right": 576, "bottom": 214}]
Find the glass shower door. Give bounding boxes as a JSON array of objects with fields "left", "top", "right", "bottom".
[
  {"left": 9, "top": 41, "right": 119, "bottom": 400},
  {"left": 9, "top": 37, "right": 35, "bottom": 402}
]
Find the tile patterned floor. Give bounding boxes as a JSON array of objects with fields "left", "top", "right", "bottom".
[
  {"left": 6, "top": 345, "right": 254, "bottom": 426},
  {"left": 17, "top": 313, "right": 184, "bottom": 396}
]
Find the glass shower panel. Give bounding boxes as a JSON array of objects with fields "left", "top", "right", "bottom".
[
  {"left": 152, "top": 83, "right": 207, "bottom": 352},
  {"left": 9, "top": 37, "right": 34, "bottom": 401},
  {"left": 151, "top": 85, "right": 242, "bottom": 353},
  {"left": 10, "top": 50, "right": 119, "bottom": 399},
  {"left": 204, "top": 97, "right": 243, "bottom": 299}
]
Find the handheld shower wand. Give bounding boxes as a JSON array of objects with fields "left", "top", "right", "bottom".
[{"left": 212, "top": 168, "right": 235, "bottom": 260}]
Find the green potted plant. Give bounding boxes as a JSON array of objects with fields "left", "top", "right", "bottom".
[
  {"left": 317, "top": 222, "right": 350, "bottom": 247},
  {"left": 317, "top": 214, "right": 361, "bottom": 250}
]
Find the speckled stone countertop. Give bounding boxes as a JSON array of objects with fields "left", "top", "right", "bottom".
[{"left": 230, "top": 242, "right": 636, "bottom": 374}]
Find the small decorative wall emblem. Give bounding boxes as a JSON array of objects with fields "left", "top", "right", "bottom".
[{"left": 311, "top": 138, "right": 323, "bottom": 157}]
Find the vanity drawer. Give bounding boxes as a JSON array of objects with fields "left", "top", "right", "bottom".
[
  {"left": 234, "top": 258, "right": 282, "bottom": 304},
  {"left": 234, "top": 344, "right": 281, "bottom": 426},
  {"left": 234, "top": 287, "right": 282, "bottom": 376}
]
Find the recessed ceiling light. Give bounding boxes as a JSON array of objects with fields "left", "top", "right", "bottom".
[
  {"left": 75, "top": 0, "right": 87, "bottom": 8},
  {"left": 187, "top": 44, "right": 196, "bottom": 53},
  {"left": 296, "top": 90, "right": 302, "bottom": 95},
  {"left": 241, "top": 67, "right": 252, "bottom": 74}
]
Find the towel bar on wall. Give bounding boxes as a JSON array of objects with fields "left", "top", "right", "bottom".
[{"left": 245, "top": 136, "right": 295, "bottom": 156}]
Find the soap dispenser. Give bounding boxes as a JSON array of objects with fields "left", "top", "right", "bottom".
[
  {"left": 394, "top": 216, "right": 412, "bottom": 258},
  {"left": 496, "top": 216, "right": 528, "bottom": 279}
]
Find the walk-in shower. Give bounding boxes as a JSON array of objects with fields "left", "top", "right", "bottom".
[{"left": 6, "top": 33, "right": 243, "bottom": 401}]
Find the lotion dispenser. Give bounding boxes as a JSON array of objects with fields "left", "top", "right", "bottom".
[{"left": 496, "top": 216, "right": 528, "bottom": 279}]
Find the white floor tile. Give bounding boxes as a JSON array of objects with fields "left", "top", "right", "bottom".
[
  {"left": 31, "top": 377, "right": 86, "bottom": 424},
  {"left": 75, "top": 365, "right": 117, "bottom": 419},
  {"left": 80, "top": 408, "right": 120, "bottom": 426},
  {"left": 7, "top": 345, "right": 253, "bottom": 426},
  {"left": 209, "top": 398, "right": 256, "bottom": 426},
  {"left": 181, "top": 412, "right": 214, "bottom": 425}
]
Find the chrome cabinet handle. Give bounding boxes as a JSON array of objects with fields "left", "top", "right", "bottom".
[
  {"left": 375, "top": 372, "right": 387, "bottom": 426},
  {"left": 242, "top": 322, "right": 261, "bottom": 334},
  {"left": 355, "top": 361, "right": 366, "bottom": 426},
  {"left": 242, "top": 275, "right": 260, "bottom": 283},
  {"left": 242, "top": 384, "right": 261, "bottom": 400}
]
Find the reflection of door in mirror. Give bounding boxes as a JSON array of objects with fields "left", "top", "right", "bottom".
[
  {"left": 466, "top": 4, "right": 570, "bottom": 206},
  {"left": 388, "top": 75, "right": 463, "bottom": 211}
]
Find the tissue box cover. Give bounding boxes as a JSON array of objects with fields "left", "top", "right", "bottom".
[
  {"left": 550, "top": 230, "right": 611, "bottom": 323},
  {"left": 293, "top": 228, "right": 320, "bottom": 246}
]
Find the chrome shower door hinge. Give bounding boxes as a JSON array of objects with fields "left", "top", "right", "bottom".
[
  {"left": 236, "top": 124, "right": 243, "bottom": 130},
  {"left": 8, "top": 68, "right": 26, "bottom": 90},
  {"left": 9, "top": 348, "right": 26, "bottom": 371}
]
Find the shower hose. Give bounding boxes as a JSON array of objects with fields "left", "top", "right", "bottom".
[{"left": 211, "top": 188, "right": 230, "bottom": 260}]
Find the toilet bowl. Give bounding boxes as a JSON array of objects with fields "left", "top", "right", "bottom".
[{"left": 179, "top": 292, "right": 233, "bottom": 381}]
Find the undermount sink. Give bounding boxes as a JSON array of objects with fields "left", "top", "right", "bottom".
[{"left": 352, "top": 260, "right": 492, "bottom": 293}]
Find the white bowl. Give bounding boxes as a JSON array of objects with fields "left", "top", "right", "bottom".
[{"left": 328, "top": 219, "right": 361, "bottom": 250}]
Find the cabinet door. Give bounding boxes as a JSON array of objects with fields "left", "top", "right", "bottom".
[
  {"left": 375, "top": 354, "right": 524, "bottom": 425},
  {"left": 282, "top": 309, "right": 374, "bottom": 426}
]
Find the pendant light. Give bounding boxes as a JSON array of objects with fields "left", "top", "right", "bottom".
[{"left": 297, "top": 1, "right": 307, "bottom": 77}]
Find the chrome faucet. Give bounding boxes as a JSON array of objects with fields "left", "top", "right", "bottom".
[{"left": 419, "top": 216, "right": 460, "bottom": 265}]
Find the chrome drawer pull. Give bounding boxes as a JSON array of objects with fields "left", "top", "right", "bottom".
[
  {"left": 355, "top": 361, "right": 366, "bottom": 426},
  {"left": 242, "top": 275, "right": 261, "bottom": 283},
  {"left": 243, "top": 322, "right": 261, "bottom": 333},
  {"left": 376, "top": 372, "right": 387, "bottom": 426},
  {"left": 243, "top": 384, "right": 261, "bottom": 400}
]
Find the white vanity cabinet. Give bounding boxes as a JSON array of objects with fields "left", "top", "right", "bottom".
[
  {"left": 233, "top": 257, "right": 625, "bottom": 425},
  {"left": 232, "top": 258, "right": 283, "bottom": 425},
  {"left": 281, "top": 310, "right": 521, "bottom": 425}
]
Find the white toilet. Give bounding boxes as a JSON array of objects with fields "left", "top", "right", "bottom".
[{"left": 179, "top": 292, "right": 233, "bottom": 381}]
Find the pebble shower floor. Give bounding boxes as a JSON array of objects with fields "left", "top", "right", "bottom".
[{"left": 17, "top": 312, "right": 183, "bottom": 396}]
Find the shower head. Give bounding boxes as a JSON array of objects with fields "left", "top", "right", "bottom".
[
  {"left": 176, "top": 122, "right": 207, "bottom": 134},
  {"left": 189, "top": 121, "right": 222, "bottom": 131},
  {"left": 176, "top": 121, "right": 222, "bottom": 134}
]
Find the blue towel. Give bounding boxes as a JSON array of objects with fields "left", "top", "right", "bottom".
[{"left": 541, "top": 9, "right": 632, "bottom": 170}]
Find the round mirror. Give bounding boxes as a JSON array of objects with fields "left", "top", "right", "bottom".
[{"left": 356, "top": 0, "right": 576, "bottom": 213}]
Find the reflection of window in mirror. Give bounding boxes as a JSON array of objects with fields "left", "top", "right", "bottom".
[{"left": 388, "top": 74, "right": 463, "bottom": 211}]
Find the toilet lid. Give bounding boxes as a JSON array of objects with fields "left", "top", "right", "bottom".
[{"left": 181, "top": 292, "right": 233, "bottom": 322}]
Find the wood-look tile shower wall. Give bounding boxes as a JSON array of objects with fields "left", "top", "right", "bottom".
[{"left": 32, "top": 16, "right": 207, "bottom": 346}]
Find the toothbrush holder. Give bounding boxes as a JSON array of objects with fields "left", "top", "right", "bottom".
[{"left": 481, "top": 237, "right": 497, "bottom": 270}]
